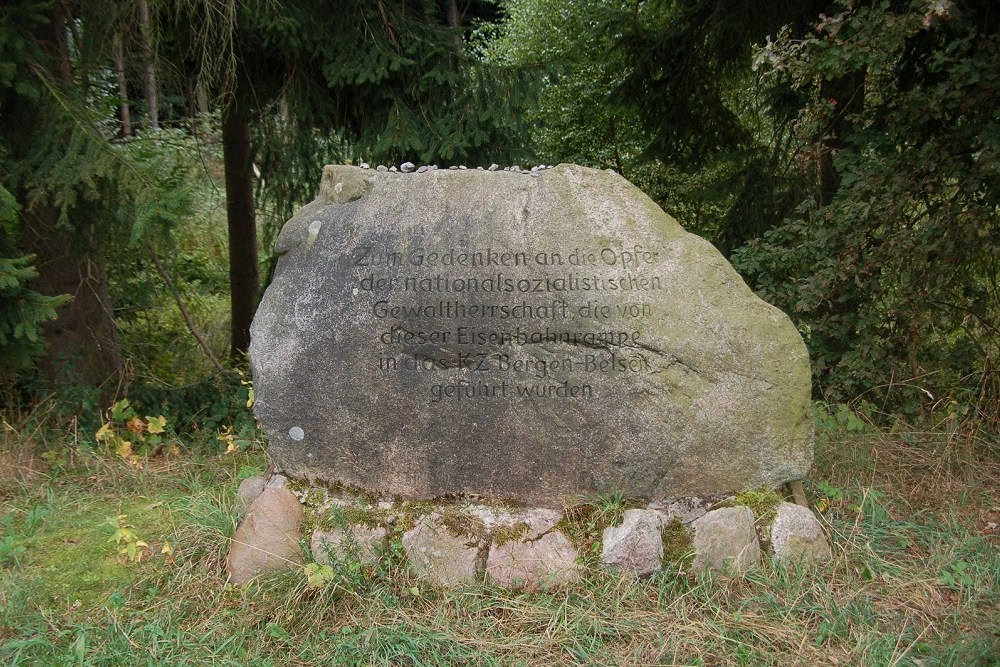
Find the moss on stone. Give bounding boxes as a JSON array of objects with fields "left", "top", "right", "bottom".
[
  {"left": 302, "top": 505, "right": 321, "bottom": 534},
  {"left": 340, "top": 506, "right": 387, "bottom": 529},
  {"left": 393, "top": 500, "right": 438, "bottom": 533},
  {"left": 734, "top": 487, "right": 784, "bottom": 525},
  {"left": 554, "top": 493, "right": 638, "bottom": 560},
  {"left": 553, "top": 503, "right": 600, "bottom": 550},
  {"left": 661, "top": 518, "right": 693, "bottom": 567},
  {"left": 302, "top": 488, "right": 328, "bottom": 508},
  {"left": 491, "top": 521, "right": 531, "bottom": 546},
  {"left": 438, "top": 508, "right": 487, "bottom": 541}
]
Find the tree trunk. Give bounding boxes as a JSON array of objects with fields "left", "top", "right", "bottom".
[
  {"left": 113, "top": 33, "right": 132, "bottom": 138},
  {"left": 22, "top": 206, "right": 124, "bottom": 390},
  {"left": 818, "top": 71, "right": 865, "bottom": 205},
  {"left": 445, "top": 0, "right": 462, "bottom": 43},
  {"left": 138, "top": 0, "right": 159, "bottom": 130},
  {"left": 222, "top": 102, "right": 259, "bottom": 359}
]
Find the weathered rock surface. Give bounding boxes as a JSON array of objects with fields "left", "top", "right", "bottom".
[
  {"left": 250, "top": 164, "right": 812, "bottom": 507},
  {"left": 485, "top": 510, "right": 579, "bottom": 589},
  {"left": 691, "top": 507, "right": 760, "bottom": 574},
  {"left": 601, "top": 509, "right": 665, "bottom": 576},
  {"left": 227, "top": 487, "right": 304, "bottom": 584},
  {"left": 402, "top": 513, "right": 483, "bottom": 586},
  {"left": 770, "top": 502, "right": 832, "bottom": 563},
  {"left": 311, "top": 525, "right": 387, "bottom": 565},
  {"left": 235, "top": 475, "right": 266, "bottom": 523}
]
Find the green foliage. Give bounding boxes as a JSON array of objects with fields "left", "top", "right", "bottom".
[
  {"left": 104, "top": 514, "right": 150, "bottom": 564},
  {"left": 123, "top": 372, "right": 261, "bottom": 452},
  {"left": 485, "top": 0, "right": 815, "bottom": 249},
  {"left": 203, "top": 1, "right": 534, "bottom": 238},
  {"left": 0, "top": 518, "right": 27, "bottom": 568},
  {"left": 736, "top": 0, "right": 1000, "bottom": 412},
  {"left": 0, "top": 251, "right": 69, "bottom": 372},
  {"left": 0, "top": 140, "right": 68, "bottom": 372},
  {"left": 812, "top": 401, "right": 874, "bottom": 445},
  {"left": 0, "top": 2, "right": 209, "bottom": 395},
  {"left": 938, "top": 560, "right": 975, "bottom": 590}
]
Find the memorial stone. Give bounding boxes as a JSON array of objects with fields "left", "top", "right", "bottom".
[{"left": 249, "top": 164, "right": 812, "bottom": 508}]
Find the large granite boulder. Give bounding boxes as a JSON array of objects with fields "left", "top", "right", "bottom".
[{"left": 250, "top": 164, "right": 812, "bottom": 507}]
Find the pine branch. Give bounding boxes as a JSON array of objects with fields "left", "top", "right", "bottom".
[{"left": 150, "top": 248, "right": 227, "bottom": 375}]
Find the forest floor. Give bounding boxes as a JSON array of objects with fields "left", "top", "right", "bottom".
[{"left": 0, "top": 411, "right": 998, "bottom": 666}]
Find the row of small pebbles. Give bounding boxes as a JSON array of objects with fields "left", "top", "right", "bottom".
[{"left": 359, "top": 162, "right": 555, "bottom": 176}]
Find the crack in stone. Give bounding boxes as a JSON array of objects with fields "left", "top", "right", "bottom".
[{"left": 386, "top": 324, "right": 773, "bottom": 389}]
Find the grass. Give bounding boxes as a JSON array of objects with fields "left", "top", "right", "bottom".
[{"left": 1, "top": 414, "right": 998, "bottom": 665}]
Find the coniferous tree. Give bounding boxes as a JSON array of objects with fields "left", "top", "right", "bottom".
[
  {"left": 167, "top": 0, "right": 527, "bottom": 358},
  {"left": 1, "top": 1, "right": 195, "bottom": 393}
]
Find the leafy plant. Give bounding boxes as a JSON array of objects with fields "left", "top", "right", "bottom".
[
  {"left": 94, "top": 399, "right": 178, "bottom": 464},
  {"left": 303, "top": 562, "right": 335, "bottom": 589},
  {"left": 217, "top": 370, "right": 259, "bottom": 454},
  {"left": 0, "top": 529, "right": 26, "bottom": 567},
  {"left": 106, "top": 515, "right": 150, "bottom": 564},
  {"left": 938, "top": 560, "right": 975, "bottom": 590},
  {"left": 739, "top": 0, "right": 1000, "bottom": 413},
  {"left": 812, "top": 401, "right": 871, "bottom": 443}
]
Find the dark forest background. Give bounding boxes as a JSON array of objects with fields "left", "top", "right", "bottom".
[{"left": 2, "top": 0, "right": 998, "bottom": 438}]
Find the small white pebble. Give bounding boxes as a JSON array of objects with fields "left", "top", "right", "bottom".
[
  {"left": 389, "top": 166, "right": 397, "bottom": 172},
  {"left": 400, "top": 162, "right": 415, "bottom": 173},
  {"left": 489, "top": 163, "right": 498, "bottom": 171},
  {"left": 376, "top": 165, "right": 387, "bottom": 172},
  {"left": 416, "top": 165, "right": 428, "bottom": 173},
  {"left": 360, "top": 162, "right": 370, "bottom": 169}
]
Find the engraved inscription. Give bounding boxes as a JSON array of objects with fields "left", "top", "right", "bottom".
[{"left": 352, "top": 243, "right": 662, "bottom": 402}]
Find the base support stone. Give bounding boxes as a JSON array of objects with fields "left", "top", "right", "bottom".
[
  {"left": 601, "top": 509, "right": 665, "bottom": 576},
  {"left": 691, "top": 507, "right": 761, "bottom": 574},
  {"left": 226, "top": 476, "right": 831, "bottom": 589},
  {"left": 770, "top": 502, "right": 832, "bottom": 563},
  {"left": 311, "top": 525, "right": 387, "bottom": 565},
  {"left": 486, "top": 511, "right": 579, "bottom": 589},
  {"left": 227, "top": 486, "right": 304, "bottom": 584},
  {"left": 402, "top": 513, "right": 484, "bottom": 587}
]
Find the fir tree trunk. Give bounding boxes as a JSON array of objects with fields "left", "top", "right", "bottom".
[
  {"left": 445, "top": 0, "right": 462, "bottom": 43},
  {"left": 113, "top": 33, "right": 132, "bottom": 138},
  {"left": 138, "top": 0, "right": 159, "bottom": 130},
  {"left": 222, "top": 102, "right": 259, "bottom": 359},
  {"left": 22, "top": 206, "right": 123, "bottom": 389}
]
